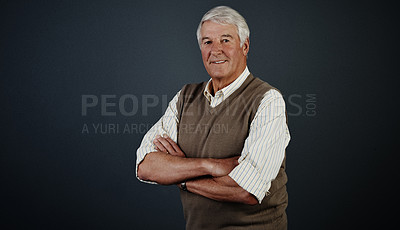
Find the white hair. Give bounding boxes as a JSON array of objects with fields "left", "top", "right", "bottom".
[{"left": 196, "top": 6, "right": 250, "bottom": 48}]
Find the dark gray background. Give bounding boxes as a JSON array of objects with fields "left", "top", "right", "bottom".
[{"left": 1, "top": 0, "right": 397, "bottom": 229}]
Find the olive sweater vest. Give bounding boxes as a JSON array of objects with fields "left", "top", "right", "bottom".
[{"left": 177, "top": 74, "right": 288, "bottom": 230}]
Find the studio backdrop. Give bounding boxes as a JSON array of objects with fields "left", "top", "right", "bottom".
[{"left": 1, "top": 0, "right": 396, "bottom": 229}]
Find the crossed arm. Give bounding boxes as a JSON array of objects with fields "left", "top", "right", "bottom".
[
  {"left": 137, "top": 89, "right": 289, "bottom": 205},
  {"left": 137, "top": 135, "right": 258, "bottom": 205}
]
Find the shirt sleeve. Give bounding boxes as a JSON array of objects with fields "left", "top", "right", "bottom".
[
  {"left": 135, "top": 90, "right": 181, "bottom": 184},
  {"left": 228, "top": 89, "right": 291, "bottom": 203}
]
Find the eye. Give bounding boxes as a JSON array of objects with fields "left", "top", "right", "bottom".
[
  {"left": 204, "top": 41, "right": 212, "bottom": 45},
  {"left": 222, "top": 39, "right": 229, "bottom": 43}
]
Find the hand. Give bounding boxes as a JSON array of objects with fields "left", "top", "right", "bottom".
[
  {"left": 153, "top": 134, "right": 186, "bottom": 157},
  {"left": 210, "top": 156, "right": 240, "bottom": 177}
]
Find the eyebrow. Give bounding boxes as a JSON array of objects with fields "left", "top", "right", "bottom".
[
  {"left": 221, "top": 34, "right": 233, "bottom": 38},
  {"left": 201, "top": 34, "right": 234, "bottom": 41}
]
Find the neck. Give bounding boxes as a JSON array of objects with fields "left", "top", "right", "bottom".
[
  {"left": 210, "top": 78, "right": 234, "bottom": 94},
  {"left": 210, "top": 66, "right": 247, "bottom": 95}
]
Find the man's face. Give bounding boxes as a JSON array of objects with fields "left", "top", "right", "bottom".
[{"left": 200, "top": 21, "right": 249, "bottom": 81}]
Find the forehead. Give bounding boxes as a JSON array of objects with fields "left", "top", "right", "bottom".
[{"left": 200, "top": 21, "right": 238, "bottom": 38}]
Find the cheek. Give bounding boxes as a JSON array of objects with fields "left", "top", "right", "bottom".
[
  {"left": 227, "top": 48, "right": 242, "bottom": 62},
  {"left": 223, "top": 46, "right": 236, "bottom": 57},
  {"left": 201, "top": 50, "right": 209, "bottom": 62}
]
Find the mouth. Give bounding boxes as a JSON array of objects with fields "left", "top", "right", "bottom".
[{"left": 210, "top": 60, "right": 227, "bottom": 64}]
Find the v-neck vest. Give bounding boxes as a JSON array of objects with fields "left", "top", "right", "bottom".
[{"left": 176, "top": 74, "right": 288, "bottom": 229}]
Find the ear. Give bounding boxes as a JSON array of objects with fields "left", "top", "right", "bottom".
[{"left": 242, "top": 38, "right": 250, "bottom": 56}]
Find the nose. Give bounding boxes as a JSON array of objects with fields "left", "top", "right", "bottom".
[{"left": 210, "top": 41, "right": 222, "bottom": 55}]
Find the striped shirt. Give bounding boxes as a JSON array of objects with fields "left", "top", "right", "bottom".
[{"left": 136, "top": 67, "right": 291, "bottom": 203}]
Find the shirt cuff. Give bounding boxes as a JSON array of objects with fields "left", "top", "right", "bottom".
[{"left": 228, "top": 159, "right": 271, "bottom": 204}]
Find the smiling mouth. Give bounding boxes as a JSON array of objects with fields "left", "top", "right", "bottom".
[{"left": 210, "top": 60, "right": 227, "bottom": 64}]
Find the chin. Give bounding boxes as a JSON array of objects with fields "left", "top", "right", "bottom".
[
  {"left": 208, "top": 69, "right": 228, "bottom": 78},
  {"left": 209, "top": 73, "right": 227, "bottom": 79}
]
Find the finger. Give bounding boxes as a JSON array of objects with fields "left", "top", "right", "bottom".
[
  {"left": 163, "top": 134, "right": 183, "bottom": 153},
  {"left": 233, "top": 156, "right": 240, "bottom": 165},
  {"left": 153, "top": 139, "right": 167, "bottom": 152},
  {"left": 156, "top": 137, "right": 175, "bottom": 154},
  {"left": 163, "top": 135, "right": 186, "bottom": 157},
  {"left": 154, "top": 140, "right": 166, "bottom": 152}
]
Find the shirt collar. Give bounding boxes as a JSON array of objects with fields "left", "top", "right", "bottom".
[{"left": 203, "top": 66, "right": 250, "bottom": 102}]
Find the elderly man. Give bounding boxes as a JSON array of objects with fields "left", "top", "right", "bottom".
[{"left": 136, "top": 6, "right": 290, "bottom": 230}]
